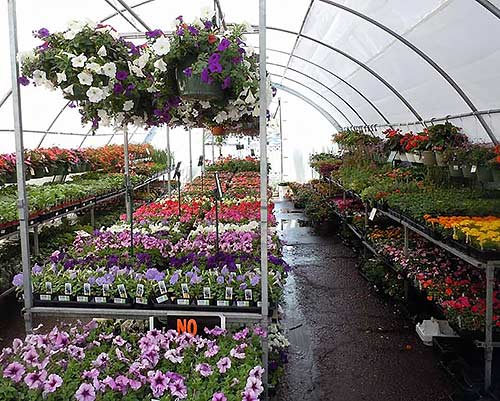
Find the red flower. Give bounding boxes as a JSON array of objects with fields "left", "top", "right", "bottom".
[{"left": 208, "top": 34, "right": 217, "bottom": 44}]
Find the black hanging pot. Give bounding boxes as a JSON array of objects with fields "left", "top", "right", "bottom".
[{"left": 176, "top": 57, "right": 224, "bottom": 101}]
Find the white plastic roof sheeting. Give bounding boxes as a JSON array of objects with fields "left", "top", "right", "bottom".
[{"left": 1, "top": 0, "right": 500, "bottom": 154}]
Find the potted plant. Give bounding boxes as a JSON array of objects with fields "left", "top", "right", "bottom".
[
  {"left": 489, "top": 145, "right": 500, "bottom": 185},
  {"left": 426, "top": 122, "right": 468, "bottom": 166}
]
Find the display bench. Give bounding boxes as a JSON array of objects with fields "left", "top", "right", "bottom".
[{"left": 323, "top": 177, "right": 500, "bottom": 394}]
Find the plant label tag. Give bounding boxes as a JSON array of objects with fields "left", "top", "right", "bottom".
[
  {"left": 58, "top": 295, "right": 70, "bottom": 302},
  {"left": 94, "top": 296, "right": 106, "bottom": 303},
  {"left": 64, "top": 283, "right": 72, "bottom": 295},
  {"left": 176, "top": 299, "right": 190, "bottom": 305},
  {"left": 77, "top": 296, "right": 89, "bottom": 303},
  {"left": 83, "top": 283, "right": 91, "bottom": 296},
  {"left": 40, "top": 294, "right": 51, "bottom": 301},
  {"left": 203, "top": 287, "right": 211, "bottom": 299},
  {"left": 471, "top": 165, "right": 477, "bottom": 173},
  {"left": 237, "top": 301, "right": 250, "bottom": 307},
  {"left": 117, "top": 284, "right": 127, "bottom": 298},
  {"left": 44, "top": 167, "right": 49, "bottom": 173},
  {"left": 45, "top": 282, "right": 53, "bottom": 294},
  {"left": 113, "top": 298, "right": 126, "bottom": 304},
  {"left": 453, "top": 165, "right": 459, "bottom": 171},
  {"left": 387, "top": 151, "right": 397, "bottom": 162},
  {"left": 158, "top": 281, "right": 167, "bottom": 295},
  {"left": 217, "top": 300, "right": 230, "bottom": 307},
  {"left": 30, "top": 168, "right": 35, "bottom": 176},
  {"left": 245, "top": 289, "right": 253, "bottom": 301},
  {"left": 257, "top": 301, "right": 262, "bottom": 308},
  {"left": 236, "top": 263, "right": 241, "bottom": 270},
  {"left": 102, "top": 284, "right": 110, "bottom": 296},
  {"left": 156, "top": 295, "right": 168, "bottom": 304},
  {"left": 225, "top": 287, "right": 233, "bottom": 300},
  {"left": 369, "top": 208, "right": 377, "bottom": 221},
  {"left": 181, "top": 283, "right": 189, "bottom": 298},
  {"left": 197, "top": 299, "right": 210, "bottom": 306},
  {"left": 136, "top": 284, "right": 144, "bottom": 297},
  {"left": 135, "top": 297, "right": 148, "bottom": 305}
]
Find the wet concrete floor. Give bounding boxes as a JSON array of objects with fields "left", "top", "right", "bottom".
[{"left": 276, "top": 200, "right": 453, "bottom": 401}]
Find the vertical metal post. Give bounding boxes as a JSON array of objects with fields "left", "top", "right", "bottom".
[
  {"left": 188, "top": 128, "right": 193, "bottom": 182},
  {"left": 202, "top": 129, "right": 206, "bottom": 193},
  {"left": 32, "top": 226, "right": 39, "bottom": 256},
  {"left": 279, "top": 98, "right": 284, "bottom": 183},
  {"left": 90, "top": 205, "right": 95, "bottom": 228},
  {"left": 211, "top": 134, "right": 215, "bottom": 162},
  {"left": 484, "top": 263, "right": 494, "bottom": 392},
  {"left": 166, "top": 126, "right": 172, "bottom": 197},
  {"left": 259, "top": 0, "right": 269, "bottom": 395},
  {"left": 8, "top": 0, "right": 32, "bottom": 334},
  {"left": 215, "top": 199, "right": 220, "bottom": 253},
  {"left": 403, "top": 225, "right": 409, "bottom": 257},
  {"left": 123, "top": 126, "right": 134, "bottom": 255}
]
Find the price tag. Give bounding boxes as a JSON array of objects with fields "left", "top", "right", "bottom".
[
  {"left": 176, "top": 299, "right": 190, "bottom": 305},
  {"left": 158, "top": 281, "right": 167, "bottom": 295},
  {"left": 203, "top": 287, "right": 211, "bottom": 299},
  {"left": 217, "top": 300, "right": 230, "bottom": 307},
  {"left": 237, "top": 301, "right": 250, "bottom": 307},
  {"left": 471, "top": 165, "right": 477, "bottom": 173},
  {"left": 225, "top": 287, "right": 233, "bottom": 300},
  {"left": 102, "top": 284, "right": 110, "bottom": 297},
  {"left": 135, "top": 297, "right": 148, "bottom": 305},
  {"left": 83, "top": 283, "right": 91, "bottom": 296},
  {"left": 197, "top": 299, "right": 210, "bottom": 306},
  {"left": 181, "top": 283, "right": 189, "bottom": 298},
  {"left": 136, "top": 284, "right": 144, "bottom": 297},
  {"left": 77, "top": 296, "right": 89, "bottom": 303},
  {"left": 45, "top": 282, "right": 53, "bottom": 294},
  {"left": 113, "top": 298, "right": 126, "bottom": 304},
  {"left": 58, "top": 295, "right": 70, "bottom": 302},
  {"left": 156, "top": 294, "right": 169, "bottom": 304},
  {"left": 245, "top": 289, "right": 253, "bottom": 301},
  {"left": 40, "top": 294, "right": 51, "bottom": 301},
  {"left": 94, "top": 296, "right": 107, "bottom": 303},
  {"left": 117, "top": 284, "right": 127, "bottom": 298},
  {"left": 64, "top": 283, "right": 72, "bottom": 295},
  {"left": 369, "top": 208, "right": 377, "bottom": 221}
]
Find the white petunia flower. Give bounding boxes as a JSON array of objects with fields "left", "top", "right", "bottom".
[
  {"left": 128, "top": 61, "right": 145, "bottom": 78},
  {"left": 97, "top": 46, "right": 107, "bottom": 57},
  {"left": 32, "top": 70, "right": 47, "bottom": 86},
  {"left": 123, "top": 100, "right": 134, "bottom": 112},
  {"left": 134, "top": 53, "right": 150, "bottom": 69},
  {"left": 56, "top": 71, "right": 67, "bottom": 84},
  {"left": 200, "top": 6, "right": 211, "bottom": 18},
  {"left": 114, "top": 112, "right": 125, "bottom": 126},
  {"left": 17, "top": 50, "right": 35, "bottom": 64},
  {"left": 252, "top": 105, "right": 260, "bottom": 117},
  {"left": 77, "top": 71, "right": 93, "bottom": 86},
  {"left": 199, "top": 101, "right": 211, "bottom": 109},
  {"left": 63, "top": 30, "right": 77, "bottom": 40},
  {"left": 86, "top": 62, "right": 101, "bottom": 73},
  {"left": 63, "top": 84, "right": 74, "bottom": 95},
  {"left": 86, "top": 87, "right": 104, "bottom": 103},
  {"left": 101, "top": 85, "right": 111, "bottom": 98},
  {"left": 214, "top": 111, "right": 228, "bottom": 124},
  {"left": 98, "top": 109, "right": 110, "bottom": 126},
  {"left": 245, "top": 91, "right": 256, "bottom": 105},
  {"left": 101, "top": 62, "right": 117, "bottom": 78},
  {"left": 152, "top": 37, "right": 171, "bottom": 56},
  {"left": 67, "top": 20, "right": 87, "bottom": 32},
  {"left": 71, "top": 54, "right": 87, "bottom": 68},
  {"left": 247, "top": 46, "right": 255, "bottom": 56},
  {"left": 153, "top": 58, "right": 167, "bottom": 72}
]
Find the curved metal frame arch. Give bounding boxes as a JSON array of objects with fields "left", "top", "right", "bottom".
[
  {"left": 475, "top": 0, "right": 500, "bottom": 20},
  {"left": 269, "top": 73, "right": 353, "bottom": 126},
  {"left": 268, "top": 62, "right": 368, "bottom": 126},
  {"left": 272, "top": 82, "right": 342, "bottom": 131},
  {"left": 251, "top": 26, "right": 424, "bottom": 124},
  {"left": 318, "top": 0, "right": 497, "bottom": 144},
  {"left": 264, "top": 48, "right": 391, "bottom": 125}
]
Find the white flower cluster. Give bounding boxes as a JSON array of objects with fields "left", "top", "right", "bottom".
[
  {"left": 189, "top": 221, "right": 260, "bottom": 238},
  {"left": 107, "top": 221, "right": 181, "bottom": 234},
  {"left": 268, "top": 323, "right": 290, "bottom": 352}
]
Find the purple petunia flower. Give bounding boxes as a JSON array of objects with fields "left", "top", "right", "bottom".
[
  {"left": 36, "top": 28, "right": 50, "bottom": 38},
  {"left": 116, "top": 70, "right": 129, "bottom": 81},
  {"left": 183, "top": 67, "right": 193, "bottom": 77},
  {"left": 126, "top": 83, "right": 136, "bottom": 94},
  {"left": 12, "top": 273, "right": 23, "bottom": 287},
  {"left": 113, "top": 83, "right": 124, "bottom": 94},
  {"left": 195, "top": 363, "right": 213, "bottom": 377},
  {"left": 217, "top": 38, "right": 231, "bottom": 52},
  {"left": 44, "top": 373, "right": 63, "bottom": 393},
  {"left": 3, "top": 362, "right": 25, "bottom": 382},
  {"left": 216, "top": 357, "right": 231, "bottom": 373},
  {"left": 212, "top": 392, "right": 227, "bottom": 401},
  {"left": 232, "top": 56, "right": 242, "bottom": 65},
  {"left": 187, "top": 25, "right": 199, "bottom": 36},
  {"left": 176, "top": 28, "right": 185, "bottom": 36},
  {"left": 18, "top": 76, "right": 29, "bottom": 86},
  {"left": 176, "top": 15, "right": 183, "bottom": 22},
  {"left": 75, "top": 383, "right": 96, "bottom": 401},
  {"left": 221, "top": 76, "right": 231, "bottom": 89},
  {"left": 146, "top": 29, "right": 163, "bottom": 38},
  {"left": 200, "top": 68, "right": 213, "bottom": 84},
  {"left": 208, "top": 53, "right": 221, "bottom": 65},
  {"left": 204, "top": 20, "right": 213, "bottom": 30},
  {"left": 24, "top": 370, "right": 47, "bottom": 390}
]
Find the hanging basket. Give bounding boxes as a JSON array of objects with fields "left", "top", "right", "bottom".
[
  {"left": 176, "top": 58, "right": 224, "bottom": 101},
  {"left": 421, "top": 151, "right": 436, "bottom": 166},
  {"left": 434, "top": 151, "right": 446, "bottom": 166},
  {"left": 211, "top": 126, "right": 226, "bottom": 136}
]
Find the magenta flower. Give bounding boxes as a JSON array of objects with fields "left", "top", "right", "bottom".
[
  {"left": 116, "top": 70, "right": 129, "bottom": 81},
  {"left": 216, "top": 357, "right": 231, "bottom": 373},
  {"left": 149, "top": 370, "right": 169, "bottom": 398},
  {"left": 183, "top": 67, "right": 193, "bottom": 77},
  {"left": 212, "top": 392, "right": 227, "bottom": 401},
  {"left": 75, "top": 383, "right": 96, "bottom": 401},
  {"left": 245, "top": 376, "right": 264, "bottom": 396},
  {"left": 217, "top": 38, "right": 231, "bottom": 52},
  {"left": 3, "top": 361, "right": 25, "bottom": 382},
  {"left": 43, "top": 374, "right": 63, "bottom": 394},
  {"left": 195, "top": 363, "right": 213, "bottom": 377},
  {"left": 18, "top": 76, "right": 30, "bottom": 86},
  {"left": 187, "top": 26, "right": 199, "bottom": 36},
  {"left": 22, "top": 347, "right": 39, "bottom": 365},
  {"left": 24, "top": 369, "right": 47, "bottom": 390},
  {"left": 146, "top": 29, "right": 163, "bottom": 38},
  {"left": 249, "top": 365, "right": 264, "bottom": 379},
  {"left": 201, "top": 68, "right": 213, "bottom": 84},
  {"left": 221, "top": 76, "right": 231, "bottom": 89},
  {"left": 169, "top": 379, "right": 187, "bottom": 399},
  {"left": 242, "top": 389, "right": 259, "bottom": 401}
]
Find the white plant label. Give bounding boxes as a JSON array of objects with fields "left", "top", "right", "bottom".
[
  {"left": 471, "top": 165, "right": 477, "bottom": 173},
  {"left": 369, "top": 208, "right": 377, "bottom": 221}
]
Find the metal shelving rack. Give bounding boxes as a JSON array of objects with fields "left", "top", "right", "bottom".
[{"left": 326, "top": 177, "right": 500, "bottom": 393}]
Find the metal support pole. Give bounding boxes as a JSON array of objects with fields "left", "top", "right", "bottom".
[
  {"left": 123, "top": 126, "right": 134, "bottom": 255},
  {"left": 484, "top": 263, "right": 495, "bottom": 392},
  {"left": 188, "top": 128, "right": 193, "bottom": 182},
  {"left": 166, "top": 126, "right": 172, "bottom": 197},
  {"left": 211, "top": 135, "right": 215, "bottom": 162},
  {"left": 8, "top": 0, "right": 32, "bottom": 334},
  {"left": 259, "top": 0, "right": 269, "bottom": 396},
  {"left": 215, "top": 199, "right": 220, "bottom": 253},
  {"left": 90, "top": 205, "right": 95, "bottom": 228},
  {"left": 403, "top": 225, "right": 409, "bottom": 257},
  {"left": 32, "top": 226, "right": 39, "bottom": 256},
  {"left": 279, "top": 98, "right": 284, "bottom": 183},
  {"left": 202, "top": 130, "right": 206, "bottom": 193}
]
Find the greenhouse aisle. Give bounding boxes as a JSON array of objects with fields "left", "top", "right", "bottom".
[{"left": 275, "top": 200, "right": 454, "bottom": 401}]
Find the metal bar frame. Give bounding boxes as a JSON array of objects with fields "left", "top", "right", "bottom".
[
  {"left": 104, "top": 0, "right": 142, "bottom": 31},
  {"left": 272, "top": 82, "right": 342, "bottom": 130},
  {"left": 319, "top": 0, "right": 497, "bottom": 144},
  {"left": 0, "top": 128, "right": 114, "bottom": 137},
  {"left": 475, "top": 0, "right": 500, "bottom": 21},
  {"left": 268, "top": 62, "right": 368, "bottom": 126},
  {"left": 8, "top": 0, "right": 32, "bottom": 334},
  {"left": 269, "top": 73, "right": 353, "bottom": 126},
  {"left": 114, "top": 0, "right": 152, "bottom": 31}
]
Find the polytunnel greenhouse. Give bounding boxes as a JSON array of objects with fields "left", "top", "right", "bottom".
[{"left": 0, "top": 0, "right": 499, "bottom": 400}]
